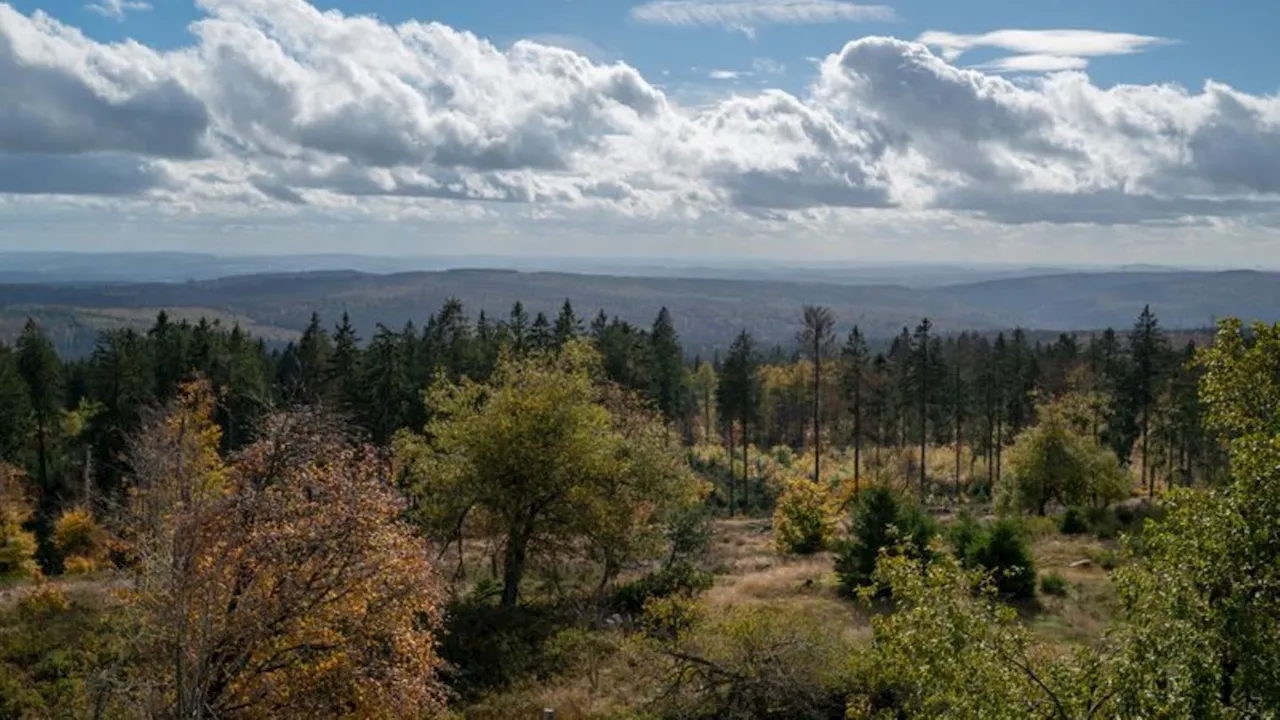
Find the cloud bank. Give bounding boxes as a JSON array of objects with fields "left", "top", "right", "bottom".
[{"left": 1, "top": 0, "right": 1279, "bottom": 250}]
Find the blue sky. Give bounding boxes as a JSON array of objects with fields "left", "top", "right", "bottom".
[{"left": 0, "top": 0, "right": 1278, "bottom": 264}]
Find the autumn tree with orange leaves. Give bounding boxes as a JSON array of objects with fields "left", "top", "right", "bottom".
[{"left": 126, "top": 380, "right": 447, "bottom": 718}]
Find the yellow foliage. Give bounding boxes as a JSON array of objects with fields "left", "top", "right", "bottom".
[
  {"left": 62, "top": 555, "right": 98, "bottom": 575},
  {"left": 131, "top": 409, "right": 448, "bottom": 718},
  {"left": 54, "top": 507, "right": 107, "bottom": 566},
  {"left": 0, "top": 463, "right": 40, "bottom": 581},
  {"left": 772, "top": 475, "right": 837, "bottom": 554},
  {"left": 17, "top": 583, "right": 70, "bottom": 618}
]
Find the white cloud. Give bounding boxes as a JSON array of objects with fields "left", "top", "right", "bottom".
[
  {"left": 972, "top": 54, "right": 1089, "bottom": 73},
  {"left": 630, "top": 0, "right": 895, "bottom": 34},
  {"left": 709, "top": 69, "right": 742, "bottom": 80},
  {"left": 1, "top": 1, "right": 1279, "bottom": 262},
  {"left": 918, "top": 29, "right": 1173, "bottom": 74},
  {"left": 918, "top": 29, "right": 1173, "bottom": 61},
  {"left": 751, "top": 57, "right": 785, "bottom": 74},
  {"left": 86, "top": 0, "right": 152, "bottom": 20}
]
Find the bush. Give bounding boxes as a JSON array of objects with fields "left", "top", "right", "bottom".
[
  {"left": 438, "top": 600, "right": 569, "bottom": 700},
  {"left": 52, "top": 509, "right": 105, "bottom": 561},
  {"left": 773, "top": 476, "right": 835, "bottom": 555},
  {"left": 835, "top": 486, "right": 936, "bottom": 596},
  {"left": 0, "top": 466, "right": 39, "bottom": 582},
  {"left": 646, "top": 604, "right": 858, "bottom": 719},
  {"left": 948, "top": 509, "right": 982, "bottom": 559},
  {"left": 1039, "top": 572, "right": 1069, "bottom": 597},
  {"left": 965, "top": 518, "right": 1037, "bottom": 600},
  {"left": 612, "top": 561, "right": 714, "bottom": 617},
  {"left": 16, "top": 584, "right": 70, "bottom": 618},
  {"left": 1059, "top": 507, "right": 1089, "bottom": 535}
]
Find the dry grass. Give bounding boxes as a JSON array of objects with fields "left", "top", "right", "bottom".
[
  {"left": 1027, "top": 533, "right": 1120, "bottom": 646},
  {"left": 702, "top": 518, "right": 872, "bottom": 644}
]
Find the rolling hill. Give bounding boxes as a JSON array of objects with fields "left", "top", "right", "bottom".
[{"left": 1, "top": 267, "right": 1276, "bottom": 357}]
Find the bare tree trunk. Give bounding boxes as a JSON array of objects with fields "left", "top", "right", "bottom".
[
  {"left": 727, "top": 423, "right": 735, "bottom": 516},
  {"left": 813, "top": 354, "right": 821, "bottom": 483}
]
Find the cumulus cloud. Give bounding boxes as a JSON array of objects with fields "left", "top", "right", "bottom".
[{"left": 1, "top": 0, "right": 1279, "bottom": 235}]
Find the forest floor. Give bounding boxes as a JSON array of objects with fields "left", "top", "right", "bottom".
[{"left": 460, "top": 516, "right": 1123, "bottom": 719}]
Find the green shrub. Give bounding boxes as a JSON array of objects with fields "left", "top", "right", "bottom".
[
  {"left": 1088, "top": 548, "right": 1121, "bottom": 571},
  {"left": 647, "top": 604, "right": 858, "bottom": 719},
  {"left": 664, "top": 503, "right": 712, "bottom": 565},
  {"left": 438, "top": 600, "right": 569, "bottom": 701},
  {"left": 948, "top": 509, "right": 982, "bottom": 560},
  {"left": 834, "top": 486, "right": 936, "bottom": 596},
  {"left": 612, "top": 561, "right": 713, "bottom": 617},
  {"left": 964, "top": 517, "right": 1037, "bottom": 600},
  {"left": 1039, "top": 572, "right": 1069, "bottom": 597},
  {"left": 1059, "top": 507, "right": 1089, "bottom": 535}
]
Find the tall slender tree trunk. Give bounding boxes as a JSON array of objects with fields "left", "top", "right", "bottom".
[
  {"left": 853, "top": 384, "right": 862, "bottom": 494},
  {"left": 995, "top": 417, "right": 1003, "bottom": 487},
  {"left": 813, "top": 354, "right": 821, "bottom": 483},
  {"left": 1142, "top": 408, "right": 1151, "bottom": 498},
  {"left": 727, "top": 423, "right": 736, "bottom": 516},
  {"left": 743, "top": 428, "right": 750, "bottom": 512}
]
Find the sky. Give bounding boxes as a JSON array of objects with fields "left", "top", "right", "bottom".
[{"left": 0, "top": 0, "right": 1278, "bottom": 265}]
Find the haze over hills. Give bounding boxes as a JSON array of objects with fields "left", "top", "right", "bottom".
[
  {"left": 0, "top": 252, "right": 1227, "bottom": 288},
  {"left": 1, "top": 257, "right": 1276, "bottom": 357}
]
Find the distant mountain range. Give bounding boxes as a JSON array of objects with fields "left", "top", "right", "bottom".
[
  {"left": 1, "top": 259, "right": 1276, "bottom": 357},
  {"left": 0, "top": 251, "right": 1229, "bottom": 287}
]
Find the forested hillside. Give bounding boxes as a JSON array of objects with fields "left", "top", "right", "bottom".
[
  {"left": 2, "top": 295, "right": 1277, "bottom": 717},
  {"left": 1, "top": 267, "right": 1276, "bottom": 358}
]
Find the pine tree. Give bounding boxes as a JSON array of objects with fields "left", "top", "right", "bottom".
[
  {"left": 841, "top": 326, "right": 868, "bottom": 492},
  {"left": 86, "top": 328, "right": 155, "bottom": 497},
  {"left": 910, "top": 318, "right": 933, "bottom": 500},
  {"left": 362, "top": 325, "right": 411, "bottom": 446},
  {"left": 717, "top": 330, "right": 760, "bottom": 513},
  {"left": 328, "top": 312, "right": 363, "bottom": 419},
  {"left": 16, "top": 319, "right": 66, "bottom": 545},
  {"left": 509, "top": 302, "right": 530, "bottom": 354},
  {"left": 1128, "top": 305, "right": 1168, "bottom": 497},
  {"left": 530, "top": 312, "right": 553, "bottom": 352},
  {"left": 149, "top": 310, "right": 191, "bottom": 400},
  {"left": 553, "top": 298, "right": 584, "bottom": 349},
  {"left": 0, "top": 342, "right": 31, "bottom": 466},
  {"left": 295, "top": 312, "right": 333, "bottom": 404},
  {"left": 650, "top": 307, "right": 688, "bottom": 430},
  {"left": 590, "top": 309, "right": 609, "bottom": 339},
  {"left": 797, "top": 306, "right": 836, "bottom": 482}
]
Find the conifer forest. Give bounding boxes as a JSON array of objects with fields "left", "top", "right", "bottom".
[{"left": 1, "top": 293, "right": 1277, "bottom": 719}]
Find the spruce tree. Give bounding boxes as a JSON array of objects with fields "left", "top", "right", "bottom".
[
  {"left": 16, "top": 319, "right": 65, "bottom": 544},
  {"left": 295, "top": 312, "right": 333, "bottom": 404},
  {"left": 650, "top": 307, "right": 687, "bottom": 430},
  {"left": 841, "top": 326, "right": 868, "bottom": 491},
  {"left": 328, "top": 312, "right": 363, "bottom": 419},
  {"left": 509, "top": 302, "right": 530, "bottom": 354},
  {"left": 797, "top": 306, "right": 836, "bottom": 482},
  {"left": 362, "top": 325, "right": 410, "bottom": 446},
  {"left": 530, "top": 312, "right": 553, "bottom": 352},
  {"left": 553, "top": 298, "right": 584, "bottom": 349},
  {"left": 717, "top": 330, "right": 760, "bottom": 513},
  {"left": 1128, "top": 305, "right": 1168, "bottom": 497},
  {"left": 910, "top": 318, "right": 933, "bottom": 500},
  {"left": 0, "top": 342, "right": 31, "bottom": 466}
]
